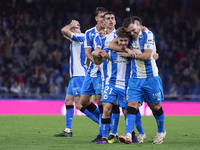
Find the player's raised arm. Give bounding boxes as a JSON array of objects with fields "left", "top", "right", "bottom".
[{"left": 61, "top": 20, "right": 80, "bottom": 38}]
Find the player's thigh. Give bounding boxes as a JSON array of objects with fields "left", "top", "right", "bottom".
[
  {"left": 96, "top": 94, "right": 102, "bottom": 106},
  {"left": 74, "top": 96, "right": 82, "bottom": 110},
  {"left": 102, "top": 102, "right": 113, "bottom": 118},
  {"left": 80, "top": 94, "right": 91, "bottom": 107}
]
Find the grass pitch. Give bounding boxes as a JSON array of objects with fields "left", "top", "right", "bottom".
[{"left": 0, "top": 115, "right": 199, "bottom": 150}]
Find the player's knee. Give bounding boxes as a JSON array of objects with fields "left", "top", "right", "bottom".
[
  {"left": 128, "top": 101, "right": 138, "bottom": 108},
  {"left": 153, "top": 103, "right": 162, "bottom": 111},
  {"left": 154, "top": 106, "right": 164, "bottom": 116},
  {"left": 65, "top": 97, "right": 73, "bottom": 105},
  {"left": 103, "top": 104, "right": 112, "bottom": 117},
  {"left": 96, "top": 100, "right": 102, "bottom": 106},
  {"left": 80, "top": 96, "right": 89, "bottom": 107}
]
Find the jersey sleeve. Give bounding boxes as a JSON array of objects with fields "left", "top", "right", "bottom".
[
  {"left": 94, "top": 35, "right": 103, "bottom": 49},
  {"left": 84, "top": 30, "right": 92, "bottom": 48},
  {"left": 143, "top": 31, "right": 155, "bottom": 50},
  {"left": 103, "top": 47, "right": 110, "bottom": 53},
  {"left": 71, "top": 33, "right": 85, "bottom": 43}
]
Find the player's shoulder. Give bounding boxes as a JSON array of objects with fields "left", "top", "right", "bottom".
[
  {"left": 142, "top": 29, "right": 154, "bottom": 39},
  {"left": 85, "top": 27, "right": 96, "bottom": 34},
  {"left": 74, "top": 32, "right": 85, "bottom": 37},
  {"left": 142, "top": 29, "right": 154, "bottom": 36}
]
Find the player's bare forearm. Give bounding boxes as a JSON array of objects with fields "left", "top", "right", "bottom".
[
  {"left": 85, "top": 48, "right": 94, "bottom": 63},
  {"left": 125, "top": 48, "right": 138, "bottom": 58},
  {"left": 117, "top": 52, "right": 130, "bottom": 57},
  {"left": 135, "top": 49, "right": 152, "bottom": 61},
  {"left": 92, "top": 55, "right": 104, "bottom": 65},
  {"left": 61, "top": 24, "right": 72, "bottom": 38}
]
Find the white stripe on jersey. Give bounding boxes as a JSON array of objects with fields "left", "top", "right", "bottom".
[
  {"left": 115, "top": 56, "right": 129, "bottom": 89},
  {"left": 103, "top": 29, "right": 116, "bottom": 48},
  {"left": 151, "top": 42, "right": 158, "bottom": 76},
  {"left": 69, "top": 33, "right": 87, "bottom": 77},
  {"left": 135, "top": 59, "right": 147, "bottom": 78},
  {"left": 106, "top": 51, "right": 130, "bottom": 90}
]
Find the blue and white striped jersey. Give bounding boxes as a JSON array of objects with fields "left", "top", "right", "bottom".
[
  {"left": 84, "top": 26, "right": 101, "bottom": 77},
  {"left": 94, "top": 34, "right": 107, "bottom": 81},
  {"left": 69, "top": 32, "right": 87, "bottom": 78},
  {"left": 105, "top": 49, "right": 131, "bottom": 90},
  {"left": 129, "top": 30, "right": 158, "bottom": 78},
  {"left": 95, "top": 29, "right": 130, "bottom": 90},
  {"left": 94, "top": 29, "right": 117, "bottom": 81}
]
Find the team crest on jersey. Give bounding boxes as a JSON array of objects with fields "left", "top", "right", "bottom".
[
  {"left": 126, "top": 94, "right": 129, "bottom": 100},
  {"left": 147, "top": 44, "right": 150, "bottom": 48},
  {"left": 104, "top": 94, "right": 108, "bottom": 99},
  {"left": 90, "top": 33, "right": 95, "bottom": 36}
]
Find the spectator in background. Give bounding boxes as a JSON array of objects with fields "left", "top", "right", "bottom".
[
  {"left": 10, "top": 81, "right": 21, "bottom": 98},
  {"left": 38, "top": 70, "right": 48, "bottom": 98}
]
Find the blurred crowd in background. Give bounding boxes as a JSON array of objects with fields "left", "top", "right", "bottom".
[{"left": 0, "top": 0, "right": 200, "bottom": 100}]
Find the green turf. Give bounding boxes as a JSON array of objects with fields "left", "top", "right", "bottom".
[{"left": 0, "top": 115, "right": 200, "bottom": 150}]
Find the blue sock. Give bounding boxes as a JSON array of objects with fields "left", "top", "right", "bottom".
[
  {"left": 80, "top": 107, "right": 99, "bottom": 124},
  {"left": 156, "top": 113, "right": 165, "bottom": 133},
  {"left": 111, "top": 113, "right": 120, "bottom": 134},
  {"left": 126, "top": 114, "right": 136, "bottom": 134},
  {"left": 98, "top": 113, "right": 103, "bottom": 136},
  {"left": 66, "top": 105, "right": 74, "bottom": 129},
  {"left": 102, "top": 118, "right": 111, "bottom": 138},
  {"left": 111, "top": 105, "right": 120, "bottom": 134},
  {"left": 92, "top": 107, "right": 99, "bottom": 119},
  {"left": 135, "top": 110, "right": 144, "bottom": 134}
]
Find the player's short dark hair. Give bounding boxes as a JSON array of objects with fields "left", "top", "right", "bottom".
[
  {"left": 95, "top": 7, "right": 108, "bottom": 17},
  {"left": 103, "top": 11, "right": 115, "bottom": 20},
  {"left": 122, "top": 17, "right": 135, "bottom": 28},
  {"left": 116, "top": 27, "right": 130, "bottom": 38},
  {"left": 131, "top": 16, "right": 142, "bottom": 25}
]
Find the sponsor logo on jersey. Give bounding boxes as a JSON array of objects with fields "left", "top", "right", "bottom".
[{"left": 146, "top": 39, "right": 154, "bottom": 44}]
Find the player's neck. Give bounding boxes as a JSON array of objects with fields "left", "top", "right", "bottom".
[
  {"left": 106, "top": 27, "right": 115, "bottom": 34},
  {"left": 96, "top": 25, "right": 105, "bottom": 32}
]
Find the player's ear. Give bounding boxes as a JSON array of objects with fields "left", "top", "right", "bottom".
[{"left": 95, "top": 16, "right": 98, "bottom": 22}]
